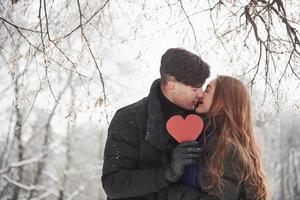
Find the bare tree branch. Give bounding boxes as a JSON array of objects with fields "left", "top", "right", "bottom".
[
  {"left": 0, "top": 151, "right": 48, "bottom": 174},
  {"left": 57, "top": 0, "right": 110, "bottom": 40},
  {"left": 178, "top": 0, "right": 199, "bottom": 52},
  {"left": 0, "top": 17, "right": 40, "bottom": 33},
  {"left": 77, "top": 0, "right": 109, "bottom": 123}
]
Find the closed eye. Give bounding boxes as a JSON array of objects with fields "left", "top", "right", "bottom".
[{"left": 205, "top": 85, "right": 212, "bottom": 93}]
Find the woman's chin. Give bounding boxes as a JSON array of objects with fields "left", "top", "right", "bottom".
[{"left": 195, "top": 105, "right": 206, "bottom": 114}]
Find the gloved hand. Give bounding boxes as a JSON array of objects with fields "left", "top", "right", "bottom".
[{"left": 165, "top": 141, "right": 202, "bottom": 183}]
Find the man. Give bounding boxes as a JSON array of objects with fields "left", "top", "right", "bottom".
[{"left": 102, "top": 48, "right": 213, "bottom": 199}]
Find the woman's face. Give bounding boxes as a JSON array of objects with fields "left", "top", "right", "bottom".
[{"left": 195, "top": 79, "right": 216, "bottom": 113}]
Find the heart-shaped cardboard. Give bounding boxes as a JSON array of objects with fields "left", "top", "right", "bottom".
[{"left": 166, "top": 114, "right": 204, "bottom": 143}]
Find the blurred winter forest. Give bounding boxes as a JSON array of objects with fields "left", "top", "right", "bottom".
[{"left": 0, "top": 0, "right": 299, "bottom": 199}]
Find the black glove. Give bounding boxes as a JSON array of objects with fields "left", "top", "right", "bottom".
[{"left": 165, "top": 141, "right": 202, "bottom": 183}]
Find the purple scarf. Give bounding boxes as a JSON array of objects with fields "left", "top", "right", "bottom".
[{"left": 181, "top": 136, "right": 203, "bottom": 190}]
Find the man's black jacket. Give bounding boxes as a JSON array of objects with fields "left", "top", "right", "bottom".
[{"left": 101, "top": 79, "right": 240, "bottom": 200}]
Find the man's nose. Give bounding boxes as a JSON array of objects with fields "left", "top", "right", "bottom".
[{"left": 196, "top": 88, "right": 203, "bottom": 98}]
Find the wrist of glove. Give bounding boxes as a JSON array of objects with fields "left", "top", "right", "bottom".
[
  {"left": 164, "top": 141, "right": 202, "bottom": 183},
  {"left": 164, "top": 163, "right": 183, "bottom": 183}
]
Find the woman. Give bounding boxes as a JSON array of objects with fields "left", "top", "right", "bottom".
[{"left": 169, "top": 75, "right": 269, "bottom": 200}]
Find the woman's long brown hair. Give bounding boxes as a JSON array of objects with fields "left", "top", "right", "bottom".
[{"left": 203, "top": 75, "right": 268, "bottom": 200}]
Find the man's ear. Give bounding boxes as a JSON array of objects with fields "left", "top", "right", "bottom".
[{"left": 167, "top": 80, "right": 176, "bottom": 93}]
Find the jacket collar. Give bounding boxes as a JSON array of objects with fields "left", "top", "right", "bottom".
[
  {"left": 144, "top": 79, "right": 191, "bottom": 151},
  {"left": 144, "top": 79, "right": 171, "bottom": 150}
]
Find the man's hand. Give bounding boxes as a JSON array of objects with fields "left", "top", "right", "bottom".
[{"left": 165, "top": 141, "right": 202, "bottom": 182}]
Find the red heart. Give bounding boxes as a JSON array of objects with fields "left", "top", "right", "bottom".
[{"left": 166, "top": 114, "right": 204, "bottom": 143}]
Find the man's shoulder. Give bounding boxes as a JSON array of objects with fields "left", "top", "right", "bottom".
[
  {"left": 108, "top": 97, "right": 149, "bottom": 139},
  {"left": 116, "top": 97, "right": 148, "bottom": 117}
]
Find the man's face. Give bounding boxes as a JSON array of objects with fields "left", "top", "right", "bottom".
[{"left": 171, "top": 81, "right": 204, "bottom": 110}]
